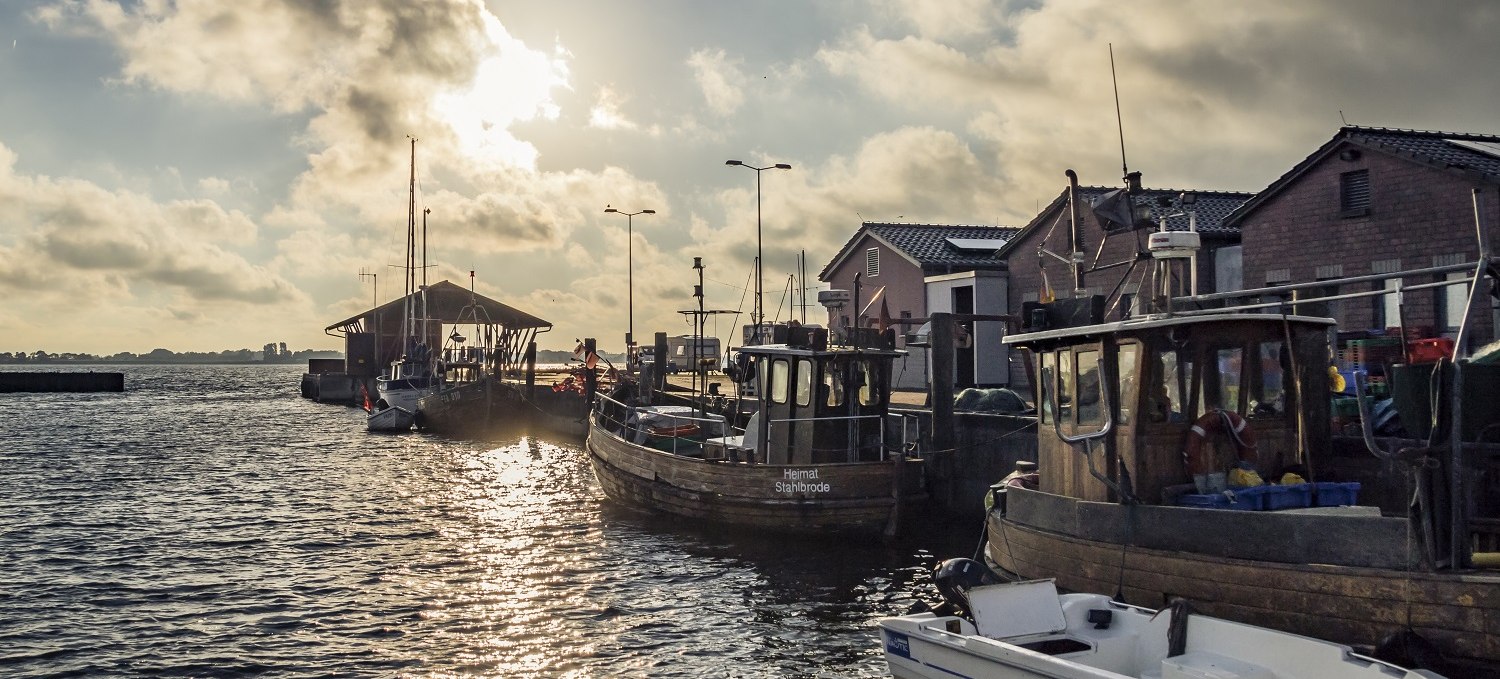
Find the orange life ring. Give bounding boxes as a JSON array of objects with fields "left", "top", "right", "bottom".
[{"left": 1182, "top": 409, "right": 1257, "bottom": 476}]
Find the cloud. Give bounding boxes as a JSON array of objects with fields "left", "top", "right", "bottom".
[
  {"left": 588, "top": 85, "right": 638, "bottom": 131},
  {"left": 0, "top": 142, "right": 302, "bottom": 307},
  {"left": 687, "top": 48, "right": 746, "bottom": 116}
]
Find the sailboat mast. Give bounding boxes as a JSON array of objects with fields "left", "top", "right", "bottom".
[{"left": 405, "top": 137, "right": 417, "bottom": 354}]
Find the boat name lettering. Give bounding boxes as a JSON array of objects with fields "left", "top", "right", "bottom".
[
  {"left": 883, "top": 631, "right": 911, "bottom": 659},
  {"left": 783, "top": 468, "right": 819, "bottom": 481}
]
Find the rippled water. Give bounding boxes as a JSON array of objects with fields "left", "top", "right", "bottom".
[{"left": 1, "top": 365, "right": 975, "bottom": 678}]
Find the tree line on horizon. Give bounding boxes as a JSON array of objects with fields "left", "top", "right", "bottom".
[{"left": 0, "top": 347, "right": 344, "bottom": 364}]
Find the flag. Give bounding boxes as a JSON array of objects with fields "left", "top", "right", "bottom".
[
  {"left": 586, "top": 351, "right": 599, "bottom": 370},
  {"left": 572, "top": 340, "right": 586, "bottom": 360},
  {"left": 877, "top": 298, "right": 894, "bottom": 333},
  {"left": 359, "top": 383, "right": 373, "bottom": 412}
]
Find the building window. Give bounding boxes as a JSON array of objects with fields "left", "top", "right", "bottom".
[
  {"left": 1441, "top": 271, "right": 1470, "bottom": 331},
  {"left": 1373, "top": 278, "right": 1401, "bottom": 330},
  {"left": 1215, "top": 245, "right": 1243, "bottom": 292},
  {"left": 865, "top": 248, "right": 880, "bottom": 277},
  {"left": 1340, "top": 170, "right": 1370, "bottom": 217},
  {"left": 1265, "top": 269, "right": 1291, "bottom": 286}
]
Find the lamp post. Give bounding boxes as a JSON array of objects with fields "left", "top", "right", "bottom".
[
  {"left": 604, "top": 207, "right": 655, "bottom": 358},
  {"left": 725, "top": 159, "right": 791, "bottom": 334}
]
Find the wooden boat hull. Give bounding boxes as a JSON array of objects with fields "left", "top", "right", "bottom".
[
  {"left": 586, "top": 415, "right": 926, "bottom": 534},
  {"left": 987, "top": 488, "right": 1500, "bottom": 671}
]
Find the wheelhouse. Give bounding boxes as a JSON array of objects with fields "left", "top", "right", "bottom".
[
  {"left": 737, "top": 342, "right": 903, "bottom": 465},
  {"left": 1005, "top": 313, "right": 1336, "bottom": 505}
]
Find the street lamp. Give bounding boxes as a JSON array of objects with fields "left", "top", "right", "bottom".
[
  {"left": 725, "top": 159, "right": 792, "bottom": 333},
  {"left": 604, "top": 207, "right": 655, "bottom": 356}
]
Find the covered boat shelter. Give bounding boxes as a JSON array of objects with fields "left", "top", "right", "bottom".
[{"left": 325, "top": 279, "right": 552, "bottom": 378}]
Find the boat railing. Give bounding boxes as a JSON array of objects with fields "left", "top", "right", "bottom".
[{"left": 593, "top": 392, "right": 729, "bottom": 457}]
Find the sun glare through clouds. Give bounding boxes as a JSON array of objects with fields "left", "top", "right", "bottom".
[{"left": 432, "top": 9, "right": 570, "bottom": 170}]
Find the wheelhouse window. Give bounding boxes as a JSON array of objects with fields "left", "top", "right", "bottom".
[
  {"left": 1150, "top": 350, "right": 1191, "bottom": 424},
  {"left": 1117, "top": 343, "right": 1139, "bottom": 425},
  {"left": 1039, "top": 352, "right": 1055, "bottom": 425},
  {"left": 795, "top": 359, "right": 813, "bottom": 407},
  {"left": 1056, "top": 350, "right": 1074, "bottom": 422},
  {"left": 1249, "top": 341, "right": 1286, "bottom": 418},
  {"left": 1213, "top": 347, "right": 1243, "bottom": 414},
  {"left": 771, "top": 359, "right": 790, "bottom": 404},
  {"left": 1076, "top": 350, "right": 1101, "bottom": 425},
  {"left": 858, "top": 360, "right": 881, "bottom": 406},
  {"left": 824, "top": 363, "right": 846, "bottom": 407}
]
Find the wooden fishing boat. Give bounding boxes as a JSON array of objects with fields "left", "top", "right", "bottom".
[
  {"left": 586, "top": 331, "right": 927, "bottom": 535},
  {"left": 879, "top": 572, "right": 1445, "bottom": 679},
  {"left": 986, "top": 308, "right": 1500, "bottom": 676}
]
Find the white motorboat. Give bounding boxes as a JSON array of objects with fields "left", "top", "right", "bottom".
[
  {"left": 366, "top": 404, "right": 415, "bottom": 432},
  {"left": 877, "top": 571, "right": 1445, "bottom": 679}
]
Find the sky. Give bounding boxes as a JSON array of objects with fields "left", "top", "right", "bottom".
[{"left": 3, "top": 0, "right": 1499, "bottom": 355}]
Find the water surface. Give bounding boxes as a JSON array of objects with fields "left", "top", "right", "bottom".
[{"left": 0, "top": 365, "right": 975, "bottom": 677}]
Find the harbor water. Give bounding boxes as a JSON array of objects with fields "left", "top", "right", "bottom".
[{"left": 1, "top": 365, "right": 973, "bottom": 678}]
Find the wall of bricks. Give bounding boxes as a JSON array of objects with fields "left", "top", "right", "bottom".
[{"left": 1239, "top": 142, "right": 1500, "bottom": 349}]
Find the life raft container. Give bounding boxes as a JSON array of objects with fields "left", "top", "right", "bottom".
[{"left": 1183, "top": 409, "right": 1257, "bottom": 476}]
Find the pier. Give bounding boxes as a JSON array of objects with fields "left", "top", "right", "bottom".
[{"left": 0, "top": 372, "right": 124, "bottom": 393}]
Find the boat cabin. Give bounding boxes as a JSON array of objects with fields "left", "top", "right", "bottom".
[
  {"left": 735, "top": 338, "right": 904, "bottom": 465},
  {"left": 1004, "top": 313, "right": 1335, "bottom": 505}
]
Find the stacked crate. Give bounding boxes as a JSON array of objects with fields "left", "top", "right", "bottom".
[{"left": 1337, "top": 337, "right": 1403, "bottom": 397}]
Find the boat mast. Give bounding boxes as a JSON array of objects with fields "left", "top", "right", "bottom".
[{"left": 404, "top": 137, "right": 418, "bottom": 357}]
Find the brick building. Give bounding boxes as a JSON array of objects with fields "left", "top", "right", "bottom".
[
  {"left": 819, "top": 223, "right": 1019, "bottom": 390},
  {"left": 996, "top": 182, "right": 1254, "bottom": 390},
  {"left": 1225, "top": 126, "right": 1500, "bottom": 349}
]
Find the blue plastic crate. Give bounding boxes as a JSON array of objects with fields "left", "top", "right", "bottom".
[
  {"left": 1228, "top": 486, "right": 1276, "bottom": 510},
  {"left": 1264, "top": 484, "right": 1312, "bottom": 510},
  {"left": 1313, "top": 481, "right": 1361, "bottom": 506},
  {"left": 1177, "top": 493, "right": 1233, "bottom": 510}
]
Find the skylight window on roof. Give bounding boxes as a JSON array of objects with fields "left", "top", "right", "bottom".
[
  {"left": 945, "top": 237, "right": 1008, "bottom": 252},
  {"left": 1447, "top": 138, "right": 1500, "bottom": 159}
]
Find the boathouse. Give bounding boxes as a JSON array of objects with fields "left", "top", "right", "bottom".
[{"left": 313, "top": 280, "right": 553, "bottom": 402}]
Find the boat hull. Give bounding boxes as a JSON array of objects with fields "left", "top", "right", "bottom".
[
  {"left": 586, "top": 415, "right": 926, "bottom": 534},
  {"left": 880, "top": 621, "right": 1062, "bottom": 679},
  {"left": 375, "top": 379, "right": 437, "bottom": 413},
  {"left": 366, "top": 405, "right": 415, "bottom": 431},
  {"left": 987, "top": 489, "right": 1500, "bottom": 671}
]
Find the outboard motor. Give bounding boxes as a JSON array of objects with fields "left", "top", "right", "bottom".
[{"left": 931, "top": 558, "right": 1004, "bottom": 619}]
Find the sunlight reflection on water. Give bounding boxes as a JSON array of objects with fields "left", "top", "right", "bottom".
[{"left": 0, "top": 365, "right": 970, "bottom": 678}]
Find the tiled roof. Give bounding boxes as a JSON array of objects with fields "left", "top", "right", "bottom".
[
  {"left": 1348, "top": 127, "right": 1500, "bottom": 179},
  {"left": 1223, "top": 126, "right": 1500, "bottom": 227},
  {"left": 1071, "top": 186, "right": 1252, "bottom": 235},
  {"left": 994, "top": 184, "right": 1252, "bottom": 261},
  {"left": 819, "top": 223, "right": 1019, "bottom": 279}
]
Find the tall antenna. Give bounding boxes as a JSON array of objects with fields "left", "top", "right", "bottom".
[{"left": 1109, "top": 43, "right": 1129, "bottom": 178}]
